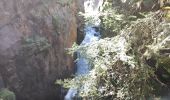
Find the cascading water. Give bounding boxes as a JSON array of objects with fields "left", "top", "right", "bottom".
[{"left": 64, "top": 0, "right": 103, "bottom": 100}]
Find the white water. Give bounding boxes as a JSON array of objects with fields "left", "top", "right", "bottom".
[
  {"left": 76, "top": 26, "right": 100, "bottom": 75},
  {"left": 64, "top": 0, "right": 103, "bottom": 100}
]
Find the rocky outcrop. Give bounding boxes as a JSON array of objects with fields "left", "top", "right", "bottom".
[
  {"left": 0, "top": 0, "right": 78, "bottom": 100},
  {"left": 0, "top": 75, "right": 4, "bottom": 89}
]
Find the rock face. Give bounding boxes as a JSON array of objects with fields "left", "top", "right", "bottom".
[
  {"left": 75, "top": 0, "right": 85, "bottom": 44},
  {"left": 0, "top": 0, "right": 78, "bottom": 100}
]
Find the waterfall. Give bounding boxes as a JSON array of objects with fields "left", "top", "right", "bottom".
[
  {"left": 84, "top": 0, "right": 103, "bottom": 26},
  {"left": 64, "top": 0, "right": 103, "bottom": 100}
]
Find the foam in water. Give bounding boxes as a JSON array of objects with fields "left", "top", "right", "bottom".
[
  {"left": 76, "top": 27, "right": 100, "bottom": 75},
  {"left": 64, "top": 88, "right": 77, "bottom": 100},
  {"left": 84, "top": 0, "right": 103, "bottom": 25},
  {"left": 64, "top": 0, "right": 103, "bottom": 100},
  {"left": 64, "top": 27, "right": 100, "bottom": 100}
]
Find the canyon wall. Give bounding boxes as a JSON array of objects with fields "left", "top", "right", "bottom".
[
  {"left": 0, "top": 0, "right": 78, "bottom": 100},
  {"left": 75, "top": 0, "right": 85, "bottom": 44}
]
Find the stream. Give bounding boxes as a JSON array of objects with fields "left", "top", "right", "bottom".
[{"left": 64, "top": 0, "right": 103, "bottom": 100}]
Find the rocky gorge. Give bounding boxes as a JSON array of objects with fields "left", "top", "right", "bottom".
[{"left": 0, "top": 0, "right": 170, "bottom": 100}]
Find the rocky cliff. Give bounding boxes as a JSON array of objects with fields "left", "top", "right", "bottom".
[
  {"left": 0, "top": 0, "right": 78, "bottom": 100},
  {"left": 75, "top": 0, "right": 85, "bottom": 44}
]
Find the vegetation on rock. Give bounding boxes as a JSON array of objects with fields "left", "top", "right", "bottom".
[
  {"left": 0, "top": 89, "right": 15, "bottom": 100},
  {"left": 57, "top": 0, "right": 170, "bottom": 99}
]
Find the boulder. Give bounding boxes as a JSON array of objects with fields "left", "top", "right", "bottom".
[{"left": 0, "top": 0, "right": 78, "bottom": 100}]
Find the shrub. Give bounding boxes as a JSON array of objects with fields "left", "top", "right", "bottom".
[
  {"left": 57, "top": 1, "right": 170, "bottom": 99},
  {"left": 0, "top": 89, "right": 16, "bottom": 100},
  {"left": 21, "top": 35, "right": 51, "bottom": 56}
]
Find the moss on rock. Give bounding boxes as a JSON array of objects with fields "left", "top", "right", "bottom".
[
  {"left": 158, "top": 56, "right": 170, "bottom": 73},
  {"left": 0, "top": 89, "right": 16, "bottom": 100}
]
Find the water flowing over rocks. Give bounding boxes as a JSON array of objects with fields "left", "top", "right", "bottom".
[{"left": 65, "top": 0, "right": 103, "bottom": 99}]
